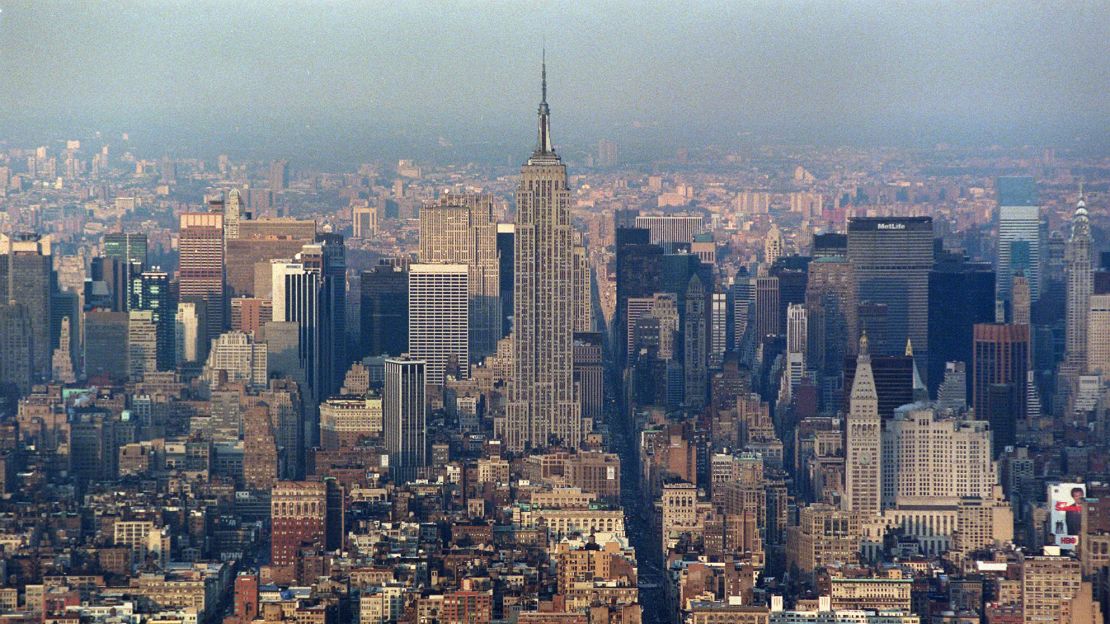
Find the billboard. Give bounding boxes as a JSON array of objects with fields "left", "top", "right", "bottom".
[{"left": 1048, "top": 482, "right": 1086, "bottom": 550}]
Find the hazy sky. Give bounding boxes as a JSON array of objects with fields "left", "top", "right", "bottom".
[{"left": 1, "top": 1, "right": 1107, "bottom": 161}]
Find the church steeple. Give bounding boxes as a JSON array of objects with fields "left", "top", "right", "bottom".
[{"left": 535, "top": 50, "right": 555, "bottom": 157}]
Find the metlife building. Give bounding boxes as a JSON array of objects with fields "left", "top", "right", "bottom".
[{"left": 847, "top": 216, "right": 935, "bottom": 383}]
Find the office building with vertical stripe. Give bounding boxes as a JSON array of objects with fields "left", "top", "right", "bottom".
[
  {"left": 754, "top": 275, "right": 780, "bottom": 338},
  {"left": 1088, "top": 294, "right": 1110, "bottom": 378},
  {"left": 710, "top": 289, "right": 727, "bottom": 368},
  {"left": 384, "top": 356, "right": 426, "bottom": 483},
  {"left": 633, "top": 214, "right": 704, "bottom": 246},
  {"left": 573, "top": 332, "right": 604, "bottom": 425},
  {"left": 408, "top": 263, "right": 469, "bottom": 387},
  {"left": 104, "top": 232, "right": 148, "bottom": 267},
  {"left": 497, "top": 224, "right": 515, "bottom": 338}
]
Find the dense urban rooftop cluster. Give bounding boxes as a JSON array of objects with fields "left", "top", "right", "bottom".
[{"left": 1, "top": 74, "right": 1109, "bottom": 624}]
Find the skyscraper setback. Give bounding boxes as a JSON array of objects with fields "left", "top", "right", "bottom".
[{"left": 501, "top": 59, "right": 589, "bottom": 452}]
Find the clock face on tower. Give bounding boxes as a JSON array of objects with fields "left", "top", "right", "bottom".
[{"left": 859, "top": 451, "right": 871, "bottom": 465}]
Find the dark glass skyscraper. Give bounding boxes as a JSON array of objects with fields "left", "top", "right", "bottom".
[
  {"left": 103, "top": 232, "right": 148, "bottom": 268},
  {"left": 615, "top": 227, "right": 662, "bottom": 367},
  {"left": 927, "top": 251, "right": 995, "bottom": 397},
  {"left": 0, "top": 233, "right": 54, "bottom": 382},
  {"left": 848, "top": 216, "right": 934, "bottom": 381},
  {"left": 770, "top": 255, "right": 810, "bottom": 334},
  {"left": 497, "top": 224, "right": 515, "bottom": 338},
  {"left": 131, "top": 270, "right": 177, "bottom": 370},
  {"left": 843, "top": 352, "right": 914, "bottom": 420},
  {"left": 360, "top": 263, "right": 409, "bottom": 358},
  {"left": 312, "top": 233, "right": 348, "bottom": 396}
]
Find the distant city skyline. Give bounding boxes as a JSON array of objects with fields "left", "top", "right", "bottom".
[{"left": 1, "top": 1, "right": 1109, "bottom": 163}]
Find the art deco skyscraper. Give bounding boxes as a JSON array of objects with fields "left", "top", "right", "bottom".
[
  {"left": 51, "top": 316, "right": 76, "bottom": 384},
  {"left": 502, "top": 58, "right": 588, "bottom": 452},
  {"left": 1065, "top": 196, "right": 1093, "bottom": 370},
  {"left": 224, "top": 188, "right": 245, "bottom": 240},
  {"left": 845, "top": 334, "right": 882, "bottom": 518}
]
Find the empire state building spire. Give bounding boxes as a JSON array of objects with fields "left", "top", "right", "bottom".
[{"left": 534, "top": 50, "right": 555, "bottom": 158}]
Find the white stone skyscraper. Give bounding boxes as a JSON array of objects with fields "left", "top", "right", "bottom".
[
  {"left": 881, "top": 404, "right": 996, "bottom": 506},
  {"left": 1065, "top": 195, "right": 1092, "bottom": 370},
  {"left": 501, "top": 56, "right": 588, "bottom": 452},
  {"left": 408, "top": 263, "right": 469, "bottom": 387},
  {"left": 845, "top": 333, "right": 882, "bottom": 518}
]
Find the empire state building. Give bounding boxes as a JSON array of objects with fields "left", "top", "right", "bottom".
[{"left": 500, "top": 58, "right": 590, "bottom": 452}]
